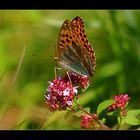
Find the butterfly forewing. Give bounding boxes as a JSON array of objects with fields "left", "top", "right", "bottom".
[{"left": 56, "top": 16, "right": 96, "bottom": 77}]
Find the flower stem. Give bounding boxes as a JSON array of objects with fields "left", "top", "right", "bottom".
[{"left": 116, "top": 115, "right": 123, "bottom": 130}]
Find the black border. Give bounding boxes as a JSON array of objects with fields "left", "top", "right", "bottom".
[
  {"left": 0, "top": 1, "right": 140, "bottom": 140},
  {"left": 0, "top": 130, "right": 140, "bottom": 139},
  {"left": 0, "top": 0, "right": 140, "bottom": 9}
]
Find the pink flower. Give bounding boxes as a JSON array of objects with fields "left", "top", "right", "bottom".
[
  {"left": 64, "top": 72, "right": 90, "bottom": 91},
  {"left": 80, "top": 115, "right": 94, "bottom": 129},
  {"left": 80, "top": 114, "right": 97, "bottom": 129},
  {"left": 108, "top": 94, "right": 130, "bottom": 115},
  {"left": 45, "top": 79, "right": 78, "bottom": 112}
]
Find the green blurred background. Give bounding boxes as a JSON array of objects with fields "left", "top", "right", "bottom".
[{"left": 0, "top": 10, "right": 140, "bottom": 129}]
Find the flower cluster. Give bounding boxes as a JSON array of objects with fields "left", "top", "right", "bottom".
[
  {"left": 45, "top": 78, "right": 78, "bottom": 112},
  {"left": 80, "top": 115, "right": 94, "bottom": 129},
  {"left": 64, "top": 72, "right": 90, "bottom": 91},
  {"left": 108, "top": 94, "right": 130, "bottom": 115},
  {"left": 80, "top": 114, "right": 97, "bottom": 129}
]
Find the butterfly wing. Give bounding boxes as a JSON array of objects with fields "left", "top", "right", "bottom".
[
  {"left": 56, "top": 16, "right": 96, "bottom": 77},
  {"left": 59, "top": 42, "right": 89, "bottom": 76},
  {"left": 72, "top": 16, "right": 96, "bottom": 76}
]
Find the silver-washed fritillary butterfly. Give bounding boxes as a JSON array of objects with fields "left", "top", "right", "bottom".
[{"left": 55, "top": 16, "right": 96, "bottom": 77}]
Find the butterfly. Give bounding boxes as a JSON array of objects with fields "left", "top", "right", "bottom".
[{"left": 55, "top": 16, "right": 96, "bottom": 77}]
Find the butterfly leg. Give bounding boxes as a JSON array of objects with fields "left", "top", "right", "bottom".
[
  {"left": 54, "top": 55, "right": 63, "bottom": 79},
  {"left": 66, "top": 71, "right": 72, "bottom": 85},
  {"left": 54, "top": 67, "right": 61, "bottom": 79}
]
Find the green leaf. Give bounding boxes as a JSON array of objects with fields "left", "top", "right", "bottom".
[
  {"left": 107, "top": 109, "right": 120, "bottom": 116},
  {"left": 123, "top": 109, "right": 140, "bottom": 126},
  {"left": 124, "top": 116, "right": 140, "bottom": 125},
  {"left": 117, "top": 116, "right": 126, "bottom": 126},
  {"left": 127, "top": 109, "right": 140, "bottom": 117},
  {"left": 117, "top": 116, "right": 121, "bottom": 124},
  {"left": 73, "top": 107, "right": 90, "bottom": 117},
  {"left": 101, "top": 118, "right": 106, "bottom": 124},
  {"left": 97, "top": 99, "right": 115, "bottom": 116}
]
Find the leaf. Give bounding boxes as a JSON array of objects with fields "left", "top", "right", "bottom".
[
  {"left": 124, "top": 116, "right": 140, "bottom": 125},
  {"left": 101, "top": 118, "right": 106, "bottom": 124},
  {"left": 97, "top": 99, "right": 115, "bottom": 116},
  {"left": 117, "top": 116, "right": 126, "bottom": 126},
  {"left": 117, "top": 116, "right": 121, "bottom": 124},
  {"left": 73, "top": 107, "right": 90, "bottom": 117},
  {"left": 122, "top": 109, "right": 140, "bottom": 126},
  {"left": 127, "top": 109, "right": 140, "bottom": 117},
  {"left": 107, "top": 110, "right": 120, "bottom": 116}
]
